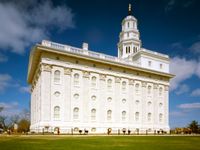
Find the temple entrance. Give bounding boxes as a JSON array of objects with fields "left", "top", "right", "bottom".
[{"left": 54, "top": 127, "right": 60, "bottom": 135}]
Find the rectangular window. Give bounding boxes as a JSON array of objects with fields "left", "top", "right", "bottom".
[
  {"left": 148, "top": 61, "right": 152, "bottom": 67},
  {"left": 160, "top": 64, "right": 163, "bottom": 69}
]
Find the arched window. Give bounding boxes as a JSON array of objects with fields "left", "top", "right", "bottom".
[
  {"left": 74, "top": 73, "right": 79, "bottom": 85},
  {"left": 54, "top": 91, "right": 60, "bottom": 97},
  {"left": 159, "top": 113, "right": 163, "bottom": 122},
  {"left": 148, "top": 101, "right": 152, "bottom": 106},
  {"left": 159, "top": 87, "right": 163, "bottom": 96},
  {"left": 107, "top": 110, "right": 112, "bottom": 121},
  {"left": 148, "top": 86, "right": 152, "bottom": 94},
  {"left": 135, "top": 83, "right": 140, "bottom": 93},
  {"left": 122, "top": 99, "right": 126, "bottom": 103},
  {"left": 107, "top": 97, "right": 112, "bottom": 102},
  {"left": 91, "top": 76, "right": 97, "bottom": 87},
  {"left": 126, "top": 47, "right": 128, "bottom": 53},
  {"left": 73, "top": 94, "right": 79, "bottom": 100},
  {"left": 122, "top": 111, "right": 126, "bottom": 121},
  {"left": 122, "top": 81, "right": 126, "bottom": 90},
  {"left": 159, "top": 102, "right": 163, "bottom": 108},
  {"left": 91, "top": 95, "right": 96, "bottom": 101},
  {"left": 107, "top": 79, "right": 112, "bottom": 89},
  {"left": 91, "top": 109, "right": 96, "bottom": 120},
  {"left": 73, "top": 107, "right": 79, "bottom": 119},
  {"left": 127, "top": 22, "right": 130, "bottom": 28},
  {"left": 135, "top": 100, "right": 140, "bottom": 105},
  {"left": 135, "top": 112, "right": 139, "bottom": 121},
  {"left": 148, "top": 113, "right": 152, "bottom": 122},
  {"left": 54, "top": 106, "right": 60, "bottom": 119},
  {"left": 54, "top": 70, "right": 60, "bottom": 83}
]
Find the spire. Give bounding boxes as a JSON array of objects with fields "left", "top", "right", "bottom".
[{"left": 128, "top": 3, "right": 132, "bottom": 15}]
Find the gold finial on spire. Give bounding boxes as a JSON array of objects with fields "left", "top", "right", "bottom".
[{"left": 128, "top": 4, "right": 132, "bottom": 15}]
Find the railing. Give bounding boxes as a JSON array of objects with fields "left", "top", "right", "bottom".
[
  {"left": 41, "top": 40, "right": 140, "bottom": 67},
  {"left": 41, "top": 40, "right": 169, "bottom": 73},
  {"left": 141, "top": 48, "right": 169, "bottom": 58}
]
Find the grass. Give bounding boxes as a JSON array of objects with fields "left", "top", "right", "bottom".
[{"left": 0, "top": 135, "right": 200, "bottom": 150}]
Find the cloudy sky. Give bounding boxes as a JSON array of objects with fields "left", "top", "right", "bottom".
[{"left": 0, "top": 0, "right": 200, "bottom": 128}]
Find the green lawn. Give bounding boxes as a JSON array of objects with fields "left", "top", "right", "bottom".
[{"left": 0, "top": 135, "right": 200, "bottom": 150}]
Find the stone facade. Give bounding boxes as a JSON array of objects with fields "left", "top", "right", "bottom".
[{"left": 27, "top": 6, "right": 173, "bottom": 134}]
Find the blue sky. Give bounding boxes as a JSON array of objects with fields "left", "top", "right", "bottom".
[{"left": 0, "top": 0, "right": 200, "bottom": 128}]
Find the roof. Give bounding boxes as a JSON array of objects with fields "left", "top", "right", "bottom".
[{"left": 27, "top": 40, "right": 174, "bottom": 84}]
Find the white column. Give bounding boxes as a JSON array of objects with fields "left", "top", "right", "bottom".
[
  {"left": 164, "top": 85, "right": 169, "bottom": 131},
  {"left": 114, "top": 77, "right": 121, "bottom": 124},
  {"left": 153, "top": 83, "right": 159, "bottom": 130},
  {"left": 141, "top": 81, "right": 147, "bottom": 132},
  {"left": 82, "top": 71, "right": 90, "bottom": 123},
  {"left": 64, "top": 68, "right": 72, "bottom": 122},
  {"left": 129, "top": 79, "right": 134, "bottom": 124},
  {"left": 99, "top": 74, "right": 106, "bottom": 124},
  {"left": 41, "top": 64, "right": 52, "bottom": 122}
]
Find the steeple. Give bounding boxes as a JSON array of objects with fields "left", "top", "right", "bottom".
[{"left": 117, "top": 4, "right": 142, "bottom": 59}]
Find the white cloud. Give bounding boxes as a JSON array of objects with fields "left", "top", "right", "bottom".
[
  {"left": 165, "top": 0, "right": 176, "bottom": 12},
  {"left": 170, "top": 57, "right": 197, "bottom": 91},
  {"left": 171, "top": 42, "right": 183, "bottom": 50},
  {"left": 170, "top": 111, "right": 185, "bottom": 117},
  {"left": 196, "top": 62, "right": 200, "bottom": 78},
  {"left": 19, "top": 86, "right": 30, "bottom": 93},
  {"left": 189, "top": 41, "right": 200, "bottom": 53},
  {"left": 191, "top": 88, "right": 200, "bottom": 97},
  {"left": 0, "top": 101, "right": 30, "bottom": 120},
  {"left": 178, "top": 103, "right": 200, "bottom": 109},
  {"left": 0, "top": 53, "right": 8, "bottom": 62},
  {"left": 0, "top": 74, "right": 12, "bottom": 92},
  {"left": 0, "top": 101, "right": 18, "bottom": 110},
  {"left": 165, "top": 0, "right": 195, "bottom": 13},
  {"left": 0, "top": 0, "right": 74, "bottom": 54},
  {"left": 0, "top": 101, "right": 22, "bottom": 117},
  {"left": 175, "top": 84, "right": 189, "bottom": 95}
]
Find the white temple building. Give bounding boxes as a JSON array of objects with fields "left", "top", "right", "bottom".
[{"left": 27, "top": 4, "right": 174, "bottom": 134}]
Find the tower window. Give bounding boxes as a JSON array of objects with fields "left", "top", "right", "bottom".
[
  {"left": 126, "top": 46, "right": 131, "bottom": 53},
  {"left": 127, "top": 22, "right": 130, "bottom": 28}
]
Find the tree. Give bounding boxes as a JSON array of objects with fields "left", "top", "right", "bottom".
[
  {"left": 0, "top": 106, "right": 7, "bottom": 130},
  {"left": 188, "top": 120, "right": 199, "bottom": 134},
  {"left": 17, "top": 119, "right": 30, "bottom": 133}
]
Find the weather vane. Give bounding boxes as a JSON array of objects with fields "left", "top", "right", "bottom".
[{"left": 128, "top": 3, "right": 132, "bottom": 15}]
